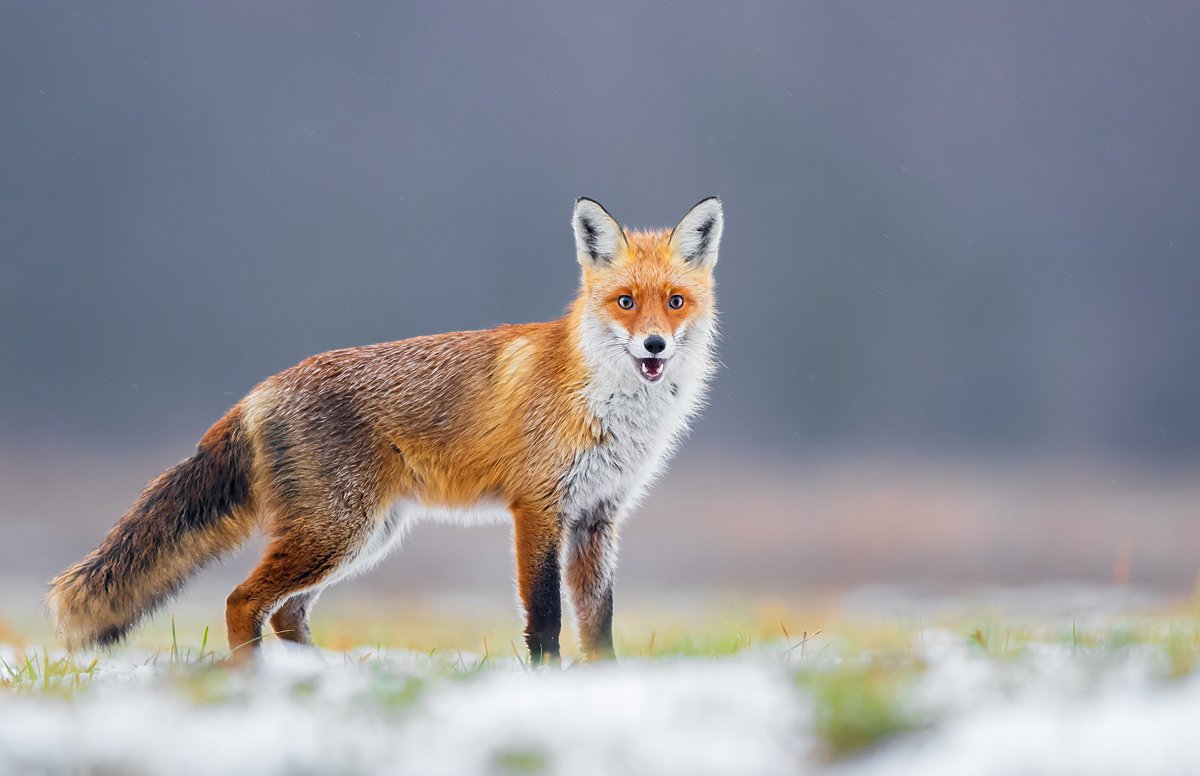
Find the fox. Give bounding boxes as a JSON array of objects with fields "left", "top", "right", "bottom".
[{"left": 47, "top": 196, "right": 723, "bottom": 664}]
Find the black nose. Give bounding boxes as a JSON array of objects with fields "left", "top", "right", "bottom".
[{"left": 644, "top": 335, "right": 667, "bottom": 355}]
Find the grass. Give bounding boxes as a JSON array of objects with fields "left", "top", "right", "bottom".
[
  {"left": 3, "top": 597, "right": 1200, "bottom": 760},
  {"left": 797, "top": 662, "right": 922, "bottom": 757},
  {"left": 0, "top": 649, "right": 100, "bottom": 696},
  {"left": 492, "top": 747, "right": 549, "bottom": 775}
]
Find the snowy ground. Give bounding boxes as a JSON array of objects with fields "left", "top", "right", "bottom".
[
  {"left": 3, "top": 601, "right": 1200, "bottom": 776},
  {"left": 839, "top": 631, "right": 1200, "bottom": 776}
]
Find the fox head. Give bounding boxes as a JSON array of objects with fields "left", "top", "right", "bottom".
[{"left": 571, "top": 197, "right": 723, "bottom": 390}]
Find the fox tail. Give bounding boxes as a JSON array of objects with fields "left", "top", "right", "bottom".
[{"left": 47, "top": 409, "right": 256, "bottom": 649}]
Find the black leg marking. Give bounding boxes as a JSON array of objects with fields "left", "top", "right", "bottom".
[{"left": 525, "top": 542, "right": 561, "bottom": 665}]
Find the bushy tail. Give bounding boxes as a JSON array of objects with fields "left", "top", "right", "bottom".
[{"left": 47, "top": 409, "right": 256, "bottom": 650}]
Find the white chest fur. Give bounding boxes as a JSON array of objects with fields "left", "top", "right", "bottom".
[{"left": 560, "top": 334, "right": 713, "bottom": 522}]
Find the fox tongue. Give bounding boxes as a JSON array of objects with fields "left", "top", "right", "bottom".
[{"left": 640, "top": 358, "right": 664, "bottom": 380}]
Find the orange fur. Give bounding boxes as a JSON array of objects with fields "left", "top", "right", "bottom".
[{"left": 46, "top": 197, "right": 723, "bottom": 664}]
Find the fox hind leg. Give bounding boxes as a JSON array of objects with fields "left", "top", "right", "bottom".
[
  {"left": 269, "top": 589, "right": 320, "bottom": 645},
  {"left": 226, "top": 519, "right": 364, "bottom": 661}
]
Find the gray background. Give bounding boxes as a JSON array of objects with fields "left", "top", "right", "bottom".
[{"left": 3, "top": 2, "right": 1199, "bottom": 605}]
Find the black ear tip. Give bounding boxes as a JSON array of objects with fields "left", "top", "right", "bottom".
[
  {"left": 575, "top": 197, "right": 620, "bottom": 226},
  {"left": 686, "top": 195, "right": 722, "bottom": 212}
]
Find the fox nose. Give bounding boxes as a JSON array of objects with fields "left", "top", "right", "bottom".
[{"left": 643, "top": 335, "right": 667, "bottom": 355}]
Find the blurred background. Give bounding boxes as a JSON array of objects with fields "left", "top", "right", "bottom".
[{"left": 3, "top": 2, "right": 1199, "bottom": 623}]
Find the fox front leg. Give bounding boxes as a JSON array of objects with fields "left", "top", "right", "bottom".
[
  {"left": 512, "top": 502, "right": 562, "bottom": 666},
  {"left": 566, "top": 500, "right": 619, "bottom": 659}
]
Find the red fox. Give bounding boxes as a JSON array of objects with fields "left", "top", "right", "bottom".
[{"left": 48, "top": 197, "right": 723, "bottom": 664}]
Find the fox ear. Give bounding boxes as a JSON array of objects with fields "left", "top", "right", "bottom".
[
  {"left": 573, "top": 197, "right": 626, "bottom": 269},
  {"left": 670, "top": 197, "right": 724, "bottom": 269}
]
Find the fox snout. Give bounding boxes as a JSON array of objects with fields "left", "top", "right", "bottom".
[
  {"left": 630, "top": 333, "right": 674, "bottom": 359},
  {"left": 629, "top": 333, "right": 675, "bottom": 383}
]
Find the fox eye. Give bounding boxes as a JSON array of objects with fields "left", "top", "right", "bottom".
[
  {"left": 668, "top": 294, "right": 685, "bottom": 310},
  {"left": 616, "top": 295, "right": 635, "bottom": 310}
]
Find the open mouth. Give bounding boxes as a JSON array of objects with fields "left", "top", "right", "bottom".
[{"left": 638, "top": 357, "right": 666, "bottom": 382}]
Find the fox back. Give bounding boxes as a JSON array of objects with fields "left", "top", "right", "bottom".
[{"left": 48, "top": 196, "right": 724, "bottom": 664}]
